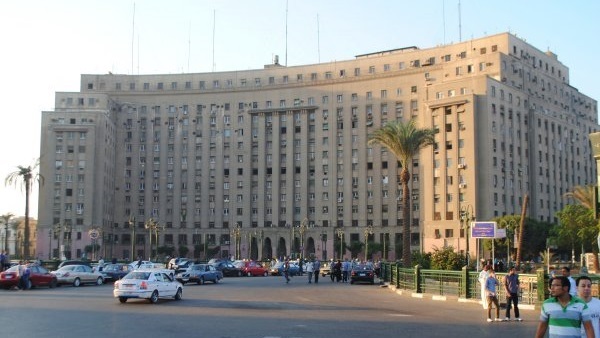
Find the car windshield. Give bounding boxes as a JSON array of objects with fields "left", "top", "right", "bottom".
[
  {"left": 124, "top": 271, "right": 151, "bottom": 280},
  {"left": 104, "top": 264, "right": 120, "bottom": 272},
  {"left": 353, "top": 264, "right": 372, "bottom": 271}
]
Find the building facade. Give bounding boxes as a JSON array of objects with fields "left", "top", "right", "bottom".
[{"left": 36, "top": 33, "right": 598, "bottom": 262}]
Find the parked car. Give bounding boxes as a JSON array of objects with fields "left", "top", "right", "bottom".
[
  {"left": 319, "top": 262, "right": 332, "bottom": 277},
  {"left": 58, "top": 260, "right": 91, "bottom": 269},
  {"left": 241, "top": 261, "right": 268, "bottom": 277},
  {"left": 176, "top": 264, "right": 222, "bottom": 285},
  {"left": 51, "top": 264, "right": 104, "bottom": 286},
  {"left": 269, "top": 261, "right": 300, "bottom": 276},
  {"left": 349, "top": 264, "right": 375, "bottom": 285},
  {"left": 113, "top": 269, "right": 183, "bottom": 304},
  {"left": 173, "top": 260, "right": 196, "bottom": 274},
  {"left": 211, "top": 261, "right": 243, "bottom": 277},
  {"left": 0, "top": 264, "right": 58, "bottom": 289},
  {"left": 101, "top": 263, "right": 134, "bottom": 283}
]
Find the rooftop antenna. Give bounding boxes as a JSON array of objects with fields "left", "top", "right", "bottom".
[
  {"left": 317, "top": 14, "right": 321, "bottom": 63},
  {"left": 285, "top": 0, "right": 289, "bottom": 66},
  {"left": 458, "top": 0, "right": 462, "bottom": 42},
  {"left": 131, "top": 2, "right": 135, "bottom": 74},
  {"left": 212, "top": 9, "right": 216, "bottom": 72},
  {"left": 442, "top": 0, "right": 446, "bottom": 44},
  {"left": 187, "top": 20, "right": 191, "bottom": 73}
]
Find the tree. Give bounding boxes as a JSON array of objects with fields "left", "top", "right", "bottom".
[
  {"left": 555, "top": 204, "right": 596, "bottom": 264},
  {"left": 368, "top": 119, "right": 435, "bottom": 267},
  {"left": 564, "top": 185, "right": 600, "bottom": 271},
  {"left": 5, "top": 159, "right": 43, "bottom": 259},
  {"left": 349, "top": 241, "right": 363, "bottom": 259},
  {"left": 430, "top": 246, "right": 465, "bottom": 270},
  {"left": 178, "top": 245, "right": 189, "bottom": 258}
]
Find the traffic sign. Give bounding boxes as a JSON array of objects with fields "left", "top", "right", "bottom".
[{"left": 471, "top": 222, "right": 496, "bottom": 238}]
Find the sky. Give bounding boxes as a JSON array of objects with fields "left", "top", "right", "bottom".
[{"left": 0, "top": 0, "right": 598, "bottom": 219}]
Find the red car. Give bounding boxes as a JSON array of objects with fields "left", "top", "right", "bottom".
[
  {"left": 0, "top": 264, "right": 58, "bottom": 289},
  {"left": 242, "top": 261, "right": 268, "bottom": 277}
]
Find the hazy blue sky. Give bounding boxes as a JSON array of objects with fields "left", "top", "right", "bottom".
[{"left": 0, "top": 0, "right": 598, "bottom": 218}]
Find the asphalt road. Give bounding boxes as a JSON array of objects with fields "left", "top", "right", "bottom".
[{"left": 0, "top": 274, "right": 538, "bottom": 338}]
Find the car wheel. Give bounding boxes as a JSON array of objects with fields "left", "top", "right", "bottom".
[
  {"left": 96, "top": 277, "right": 103, "bottom": 285},
  {"left": 174, "top": 288, "right": 182, "bottom": 300},
  {"left": 149, "top": 290, "right": 159, "bottom": 304},
  {"left": 237, "top": 271, "right": 242, "bottom": 277},
  {"left": 73, "top": 278, "right": 81, "bottom": 287},
  {"left": 50, "top": 279, "right": 57, "bottom": 288},
  {"left": 247, "top": 272, "right": 252, "bottom": 277},
  {"left": 198, "top": 277, "right": 204, "bottom": 285},
  {"left": 263, "top": 271, "right": 268, "bottom": 277},
  {"left": 119, "top": 297, "right": 128, "bottom": 303}
]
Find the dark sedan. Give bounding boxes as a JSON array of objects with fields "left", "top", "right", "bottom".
[
  {"left": 211, "top": 261, "right": 243, "bottom": 277},
  {"left": 350, "top": 264, "right": 375, "bottom": 285},
  {"left": 101, "top": 263, "right": 134, "bottom": 283},
  {"left": 0, "top": 264, "right": 58, "bottom": 289}
]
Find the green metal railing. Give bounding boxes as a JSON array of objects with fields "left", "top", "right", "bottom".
[{"left": 380, "top": 263, "right": 542, "bottom": 306}]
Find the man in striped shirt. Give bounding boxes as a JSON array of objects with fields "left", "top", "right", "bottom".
[{"left": 535, "top": 276, "right": 595, "bottom": 338}]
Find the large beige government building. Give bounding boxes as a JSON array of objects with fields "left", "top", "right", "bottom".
[{"left": 36, "top": 32, "right": 598, "bottom": 263}]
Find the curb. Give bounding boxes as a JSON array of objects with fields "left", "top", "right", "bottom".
[{"left": 385, "top": 283, "right": 536, "bottom": 310}]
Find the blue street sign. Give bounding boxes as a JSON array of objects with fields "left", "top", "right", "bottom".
[{"left": 471, "top": 222, "right": 496, "bottom": 238}]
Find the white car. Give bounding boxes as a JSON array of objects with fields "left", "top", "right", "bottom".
[{"left": 113, "top": 269, "right": 183, "bottom": 304}]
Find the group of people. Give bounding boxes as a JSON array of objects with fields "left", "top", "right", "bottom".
[
  {"left": 480, "top": 263, "right": 600, "bottom": 337},
  {"left": 329, "top": 259, "right": 354, "bottom": 283},
  {"left": 281, "top": 258, "right": 322, "bottom": 284},
  {"left": 478, "top": 264, "right": 522, "bottom": 323},
  {"left": 535, "top": 266, "right": 600, "bottom": 338}
]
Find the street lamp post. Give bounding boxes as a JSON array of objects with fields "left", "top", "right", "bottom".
[
  {"left": 364, "top": 225, "right": 374, "bottom": 261},
  {"left": 144, "top": 218, "right": 161, "bottom": 261},
  {"left": 336, "top": 228, "right": 344, "bottom": 260},
  {"left": 47, "top": 229, "right": 52, "bottom": 260},
  {"left": 1, "top": 213, "right": 13, "bottom": 254},
  {"left": 460, "top": 204, "right": 475, "bottom": 267},
  {"left": 129, "top": 216, "right": 136, "bottom": 261},
  {"left": 53, "top": 223, "right": 62, "bottom": 260},
  {"left": 299, "top": 218, "right": 308, "bottom": 261}
]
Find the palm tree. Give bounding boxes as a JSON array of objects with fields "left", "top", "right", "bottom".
[
  {"left": 5, "top": 159, "right": 43, "bottom": 259},
  {"left": 564, "top": 184, "right": 599, "bottom": 271},
  {"left": 368, "top": 119, "right": 435, "bottom": 267}
]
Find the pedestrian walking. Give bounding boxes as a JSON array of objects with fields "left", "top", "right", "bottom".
[
  {"left": 342, "top": 259, "right": 350, "bottom": 283},
  {"left": 306, "top": 260, "right": 314, "bottom": 283},
  {"left": 535, "top": 276, "right": 594, "bottom": 338},
  {"left": 485, "top": 269, "right": 501, "bottom": 322},
  {"left": 577, "top": 276, "right": 600, "bottom": 338},
  {"left": 283, "top": 258, "right": 291, "bottom": 284},
  {"left": 503, "top": 267, "right": 522, "bottom": 321}
]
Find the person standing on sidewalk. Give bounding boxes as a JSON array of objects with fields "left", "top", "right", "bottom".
[
  {"left": 577, "top": 276, "right": 600, "bottom": 338},
  {"left": 484, "top": 269, "right": 501, "bottom": 322},
  {"left": 305, "top": 259, "right": 314, "bottom": 283},
  {"left": 478, "top": 264, "right": 490, "bottom": 309},
  {"left": 313, "top": 259, "right": 321, "bottom": 284},
  {"left": 535, "top": 276, "right": 594, "bottom": 338},
  {"left": 503, "top": 267, "right": 522, "bottom": 321}
]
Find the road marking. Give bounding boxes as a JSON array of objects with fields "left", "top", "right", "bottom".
[{"left": 388, "top": 313, "right": 413, "bottom": 317}]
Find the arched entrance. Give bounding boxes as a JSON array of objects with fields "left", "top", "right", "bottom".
[
  {"left": 276, "top": 237, "right": 287, "bottom": 260},
  {"left": 263, "top": 237, "right": 273, "bottom": 260}
]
